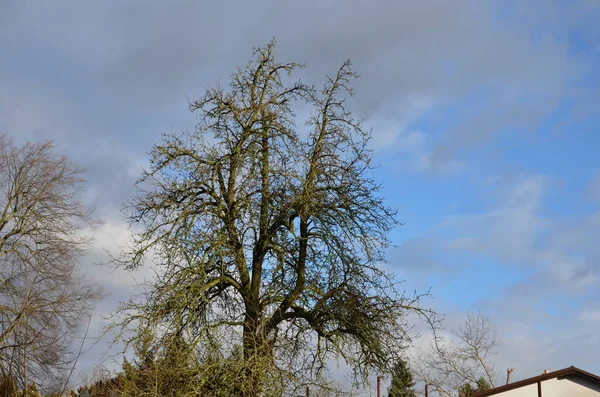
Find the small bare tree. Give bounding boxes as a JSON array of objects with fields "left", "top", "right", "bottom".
[
  {"left": 0, "top": 136, "right": 102, "bottom": 394},
  {"left": 413, "top": 313, "right": 503, "bottom": 397}
]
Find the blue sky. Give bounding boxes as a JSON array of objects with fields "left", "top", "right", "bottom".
[{"left": 2, "top": 0, "right": 600, "bottom": 390}]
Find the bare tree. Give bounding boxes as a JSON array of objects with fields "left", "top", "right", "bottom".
[
  {"left": 412, "top": 313, "right": 502, "bottom": 397},
  {"left": 0, "top": 136, "right": 102, "bottom": 394},
  {"left": 112, "top": 41, "right": 434, "bottom": 397}
]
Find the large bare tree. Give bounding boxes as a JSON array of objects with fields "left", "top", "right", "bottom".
[
  {"left": 114, "top": 41, "right": 432, "bottom": 396},
  {"left": 0, "top": 136, "right": 102, "bottom": 394}
]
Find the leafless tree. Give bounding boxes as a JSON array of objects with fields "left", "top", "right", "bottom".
[
  {"left": 0, "top": 136, "right": 102, "bottom": 394},
  {"left": 412, "top": 312, "right": 503, "bottom": 397},
  {"left": 112, "top": 41, "right": 435, "bottom": 397}
]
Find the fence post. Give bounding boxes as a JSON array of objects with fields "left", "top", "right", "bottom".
[{"left": 377, "top": 376, "right": 381, "bottom": 397}]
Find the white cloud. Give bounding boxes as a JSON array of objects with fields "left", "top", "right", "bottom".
[
  {"left": 397, "top": 131, "right": 431, "bottom": 152},
  {"left": 441, "top": 174, "right": 554, "bottom": 264},
  {"left": 379, "top": 131, "right": 466, "bottom": 176},
  {"left": 83, "top": 218, "right": 155, "bottom": 289},
  {"left": 579, "top": 308, "right": 600, "bottom": 324},
  {"left": 414, "top": 151, "right": 466, "bottom": 174}
]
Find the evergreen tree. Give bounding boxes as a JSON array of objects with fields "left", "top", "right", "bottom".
[
  {"left": 458, "top": 383, "right": 475, "bottom": 397},
  {"left": 388, "top": 360, "right": 416, "bottom": 397},
  {"left": 476, "top": 377, "right": 491, "bottom": 393},
  {"left": 458, "top": 377, "right": 493, "bottom": 397}
]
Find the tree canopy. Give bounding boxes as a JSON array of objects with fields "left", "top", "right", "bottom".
[
  {"left": 0, "top": 137, "right": 101, "bottom": 395},
  {"left": 113, "top": 41, "right": 431, "bottom": 396}
]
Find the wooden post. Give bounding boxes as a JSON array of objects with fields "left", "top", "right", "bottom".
[
  {"left": 377, "top": 376, "right": 381, "bottom": 397},
  {"left": 306, "top": 385, "right": 309, "bottom": 397},
  {"left": 425, "top": 384, "right": 429, "bottom": 397}
]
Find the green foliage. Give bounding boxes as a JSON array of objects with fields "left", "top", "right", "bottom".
[
  {"left": 116, "top": 332, "right": 284, "bottom": 397},
  {"left": 475, "top": 377, "right": 491, "bottom": 393},
  {"left": 0, "top": 373, "right": 17, "bottom": 397},
  {"left": 119, "top": 332, "right": 201, "bottom": 397},
  {"left": 387, "top": 360, "right": 416, "bottom": 397},
  {"left": 458, "top": 383, "right": 475, "bottom": 397},
  {"left": 13, "top": 383, "right": 40, "bottom": 397},
  {"left": 0, "top": 375, "right": 42, "bottom": 397},
  {"left": 457, "top": 377, "right": 493, "bottom": 397},
  {"left": 388, "top": 360, "right": 415, "bottom": 397}
]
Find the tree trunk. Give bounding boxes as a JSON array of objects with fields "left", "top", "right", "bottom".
[{"left": 242, "top": 311, "right": 269, "bottom": 397}]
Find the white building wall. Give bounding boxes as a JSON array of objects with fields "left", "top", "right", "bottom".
[
  {"left": 494, "top": 383, "right": 538, "bottom": 397},
  {"left": 493, "top": 377, "right": 600, "bottom": 397},
  {"left": 541, "top": 376, "right": 600, "bottom": 397}
]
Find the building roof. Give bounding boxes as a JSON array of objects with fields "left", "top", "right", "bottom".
[{"left": 469, "top": 366, "right": 600, "bottom": 397}]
